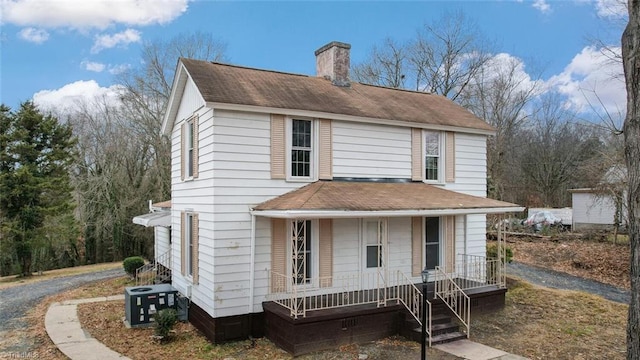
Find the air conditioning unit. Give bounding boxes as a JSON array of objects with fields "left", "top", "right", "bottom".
[{"left": 124, "top": 284, "right": 179, "bottom": 328}]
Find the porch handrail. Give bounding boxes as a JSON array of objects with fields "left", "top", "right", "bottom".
[
  {"left": 268, "top": 270, "right": 431, "bottom": 324},
  {"left": 394, "top": 270, "right": 431, "bottom": 347},
  {"left": 454, "top": 254, "right": 506, "bottom": 290},
  {"left": 434, "top": 266, "right": 470, "bottom": 338},
  {"left": 135, "top": 249, "right": 172, "bottom": 286}
]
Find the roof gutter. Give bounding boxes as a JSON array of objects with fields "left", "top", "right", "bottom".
[{"left": 250, "top": 206, "right": 525, "bottom": 219}]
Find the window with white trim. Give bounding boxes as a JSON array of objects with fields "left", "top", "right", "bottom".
[
  {"left": 290, "top": 119, "right": 313, "bottom": 179},
  {"left": 424, "top": 130, "right": 442, "bottom": 182},
  {"left": 425, "top": 217, "right": 441, "bottom": 270},
  {"left": 186, "top": 213, "right": 195, "bottom": 276},
  {"left": 186, "top": 119, "right": 195, "bottom": 178}
]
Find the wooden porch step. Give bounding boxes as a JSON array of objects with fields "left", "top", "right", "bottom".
[{"left": 431, "top": 331, "right": 467, "bottom": 345}]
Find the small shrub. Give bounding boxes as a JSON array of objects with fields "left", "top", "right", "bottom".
[
  {"left": 487, "top": 243, "right": 513, "bottom": 263},
  {"left": 123, "top": 256, "right": 145, "bottom": 277},
  {"left": 154, "top": 308, "right": 178, "bottom": 340}
]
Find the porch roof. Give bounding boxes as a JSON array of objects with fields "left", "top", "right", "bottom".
[
  {"left": 251, "top": 181, "right": 524, "bottom": 219},
  {"left": 132, "top": 211, "right": 171, "bottom": 227}
]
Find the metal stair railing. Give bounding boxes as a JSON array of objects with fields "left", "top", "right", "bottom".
[
  {"left": 434, "top": 266, "right": 470, "bottom": 338},
  {"left": 394, "top": 270, "right": 432, "bottom": 347},
  {"left": 135, "top": 249, "right": 172, "bottom": 286}
]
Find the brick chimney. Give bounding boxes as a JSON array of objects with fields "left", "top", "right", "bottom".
[{"left": 315, "top": 41, "right": 351, "bottom": 87}]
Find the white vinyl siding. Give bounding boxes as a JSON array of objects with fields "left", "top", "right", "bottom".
[
  {"left": 333, "top": 121, "right": 411, "bottom": 178},
  {"left": 154, "top": 226, "right": 171, "bottom": 268},
  {"left": 211, "top": 110, "right": 308, "bottom": 317},
  {"left": 442, "top": 133, "right": 487, "bottom": 197}
]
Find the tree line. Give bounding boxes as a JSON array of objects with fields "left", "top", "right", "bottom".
[{"left": 0, "top": 33, "right": 227, "bottom": 276}]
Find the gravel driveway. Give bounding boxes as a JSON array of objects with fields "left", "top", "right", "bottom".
[
  {"left": 508, "top": 261, "right": 630, "bottom": 304},
  {"left": 0, "top": 268, "right": 125, "bottom": 354}
]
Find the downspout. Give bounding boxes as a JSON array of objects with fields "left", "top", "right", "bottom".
[{"left": 249, "top": 213, "right": 256, "bottom": 314}]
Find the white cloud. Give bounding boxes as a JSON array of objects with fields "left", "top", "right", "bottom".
[
  {"left": 91, "top": 29, "right": 141, "bottom": 54},
  {"left": 532, "top": 0, "right": 551, "bottom": 13},
  {"left": 33, "top": 80, "right": 124, "bottom": 113},
  {"left": 1, "top": 0, "right": 188, "bottom": 30},
  {"left": 81, "top": 61, "right": 106, "bottom": 72},
  {"left": 595, "top": 0, "right": 627, "bottom": 18},
  {"left": 108, "top": 64, "right": 131, "bottom": 75},
  {"left": 18, "top": 27, "right": 49, "bottom": 44},
  {"left": 547, "top": 46, "right": 626, "bottom": 116}
]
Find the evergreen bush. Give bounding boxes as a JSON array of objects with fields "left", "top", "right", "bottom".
[{"left": 123, "top": 256, "right": 145, "bottom": 277}]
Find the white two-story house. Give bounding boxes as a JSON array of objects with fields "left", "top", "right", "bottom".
[{"left": 151, "top": 41, "right": 522, "bottom": 355}]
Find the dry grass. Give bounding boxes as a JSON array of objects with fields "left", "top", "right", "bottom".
[
  {"left": 505, "top": 235, "right": 630, "bottom": 290},
  {"left": 0, "top": 261, "right": 122, "bottom": 290},
  {"left": 76, "top": 297, "right": 456, "bottom": 360},
  {"left": 472, "top": 278, "right": 628, "bottom": 360}
]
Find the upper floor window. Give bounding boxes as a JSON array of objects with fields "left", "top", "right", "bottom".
[
  {"left": 290, "top": 119, "right": 313, "bottom": 179},
  {"left": 186, "top": 119, "right": 195, "bottom": 177},
  {"left": 181, "top": 115, "right": 199, "bottom": 181},
  {"left": 424, "top": 130, "right": 442, "bottom": 182}
]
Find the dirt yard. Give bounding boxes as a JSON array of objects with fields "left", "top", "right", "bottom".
[
  {"left": 16, "top": 230, "right": 632, "bottom": 360},
  {"left": 497, "top": 231, "right": 630, "bottom": 290}
]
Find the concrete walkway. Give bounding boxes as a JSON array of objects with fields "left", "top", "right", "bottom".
[
  {"left": 435, "top": 340, "right": 529, "bottom": 360},
  {"left": 45, "top": 295, "right": 129, "bottom": 360},
  {"left": 45, "top": 296, "right": 529, "bottom": 360}
]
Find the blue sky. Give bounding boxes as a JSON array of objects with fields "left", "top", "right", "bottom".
[{"left": 0, "top": 0, "right": 629, "bottom": 118}]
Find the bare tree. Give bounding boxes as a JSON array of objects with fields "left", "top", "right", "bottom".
[
  {"left": 352, "top": 38, "right": 408, "bottom": 88},
  {"left": 519, "top": 94, "right": 605, "bottom": 207},
  {"left": 621, "top": 0, "right": 640, "bottom": 357},
  {"left": 458, "top": 55, "right": 541, "bottom": 202},
  {"left": 352, "top": 10, "right": 492, "bottom": 98},
  {"left": 69, "top": 32, "right": 228, "bottom": 264},
  {"left": 409, "top": 10, "right": 493, "bottom": 99}
]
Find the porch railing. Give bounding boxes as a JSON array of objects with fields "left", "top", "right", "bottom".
[
  {"left": 453, "top": 254, "right": 505, "bottom": 290},
  {"left": 268, "top": 270, "right": 431, "bottom": 322},
  {"left": 434, "top": 266, "right": 470, "bottom": 338}
]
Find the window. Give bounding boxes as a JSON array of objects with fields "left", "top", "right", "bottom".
[
  {"left": 424, "top": 131, "right": 441, "bottom": 181},
  {"left": 425, "top": 217, "right": 440, "bottom": 270},
  {"left": 291, "top": 119, "right": 313, "bottom": 178},
  {"left": 186, "top": 119, "right": 195, "bottom": 178},
  {"left": 186, "top": 213, "right": 195, "bottom": 276},
  {"left": 181, "top": 212, "right": 198, "bottom": 283},
  {"left": 364, "top": 219, "right": 386, "bottom": 269},
  {"left": 181, "top": 115, "right": 198, "bottom": 180},
  {"left": 292, "top": 220, "right": 312, "bottom": 284}
]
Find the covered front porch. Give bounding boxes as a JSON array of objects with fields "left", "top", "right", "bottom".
[{"left": 250, "top": 180, "right": 522, "bottom": 355}]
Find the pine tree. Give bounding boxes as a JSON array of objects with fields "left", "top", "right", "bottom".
[{"left": 0, "top": 102, "right": 76, "bottom": 276}]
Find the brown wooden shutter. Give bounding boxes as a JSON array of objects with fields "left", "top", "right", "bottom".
[
  {"left": 411, "top": 217, "right": 422, "bottom": 276},
  {"left": 192, "top": 115, "right": 200, "bottom": 179},
  {"left": 318, "top": 119, "right": 333, "bottom": 180},
  {"left": 445, "top": 131, "right": 455, "bottom": 183},
  {"left": 181, "top": 123, "right": 186, "bottom": 181},
  {"left": 180, "top": 212, "right": 186, "bottom": 276},
  {"left": 411, "top": 128, "right": 422, "bottom": 181},
  {"left": 270, "top": 114, "right": 286, "bottom": 179},
  {"left": 318, "top": 219, "right": 333, "bottom": 287},
  {"left": 192, "top": 213, "right": 199, "bottom": 284},
  {"left": 271, "top": 218, "right": 286, "bottom": 292},
  {"left": 445, "top": 216, "right": 456, "bottom": 272}
]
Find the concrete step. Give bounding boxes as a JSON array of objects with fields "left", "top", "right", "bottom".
[{"left": 431, "top": 331, "right": 467, "bottom": 345}]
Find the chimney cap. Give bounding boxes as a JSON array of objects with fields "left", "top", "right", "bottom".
[{"left": 315, "top": 41, "right": 351, "bottom": 56}]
